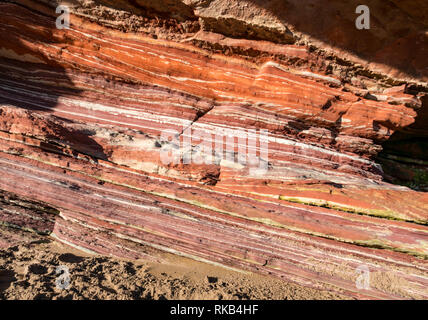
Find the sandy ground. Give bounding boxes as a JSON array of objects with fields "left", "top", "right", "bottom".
[{"left": 0, "top": 237, "right": 348, "bottom": 300}]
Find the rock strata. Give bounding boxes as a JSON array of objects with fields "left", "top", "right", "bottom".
[{"left": 0, "top": 0, "right": 427, "bottom": 299}]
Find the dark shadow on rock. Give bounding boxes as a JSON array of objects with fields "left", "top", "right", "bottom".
[
  {"left": 239, "top": 0, "right": 428, "bottom": 80},
  {"left": 0, "top": 269, "right": 16, "bottom": 292},
  {"left": 28, "top": 264, "right": 48, "bottom": 275},
  {"left": 0, "top": 3, "right": 109, "bottom": 239},
  {"left": 0, "top": 2, "right": 108, "bottom": 161},
  {"left": 377, "top": 94, "right": 428, "bottom": 191},
  {"left": 59, "top": 253, "right": 85, "bottom": 264},
  {"left": 0, "top": 190, "right": 59, "bottom": 235}
]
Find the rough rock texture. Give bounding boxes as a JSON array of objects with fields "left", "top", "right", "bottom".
[
  {"left": 2, "top": 240, "right": 349, "bottom": 300},
  {"left": 0, "top": 0, "right": 427, "bottom": 299}
]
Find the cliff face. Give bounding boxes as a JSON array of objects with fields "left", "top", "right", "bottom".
[{"left": 0, "top": 0, "right": 427, "bottom": 299}]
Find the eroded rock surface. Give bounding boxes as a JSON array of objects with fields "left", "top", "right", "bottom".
[{"left": 0, "top": 0, "right": 427, "bottom": 299}]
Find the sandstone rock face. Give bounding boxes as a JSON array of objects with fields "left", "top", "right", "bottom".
[{"left": 0, "top": 0, "right": 427, "bottom": 299}]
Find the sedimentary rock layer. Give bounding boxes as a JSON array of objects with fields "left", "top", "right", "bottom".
[{"left": 0, "top": 0, "right": 427, "bottom": 299}]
